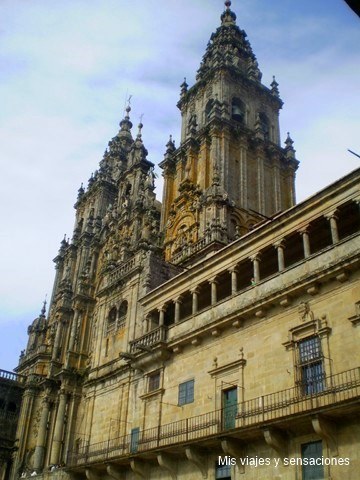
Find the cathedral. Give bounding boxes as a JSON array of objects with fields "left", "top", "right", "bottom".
[{"left": 6, "top": 2, "right": 360, "bottom": 480}]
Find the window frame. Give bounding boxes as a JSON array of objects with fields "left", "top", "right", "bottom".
[
  {"left": 178, "top": 379, "right": 194, "bottom": 406},
  {"left": 215, "top": 461, "right": 232, "bottom": 480},
  {"left": 148, "top": 371, "right": 161, "bottom": 393},
  {"left": 297, "top": 336, "right": 325, "bottom": 395},
  {"left": 301, "top": 440, "right": 324, "bottom": 480},
  {"left": 106, "top": 306, "right": 117, "bottom": 336}
]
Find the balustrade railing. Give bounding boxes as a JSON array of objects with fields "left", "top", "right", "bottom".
[
  {"left": 129, "top": 326, "right": 167, "bottom": 353},
  {"left": 0, "top": 369, "right": 25, "bottom": 383},
  {"left": 68, "top": 366, "right": 360, "bottom": 467},
  {"left": 107, "top": 258, "right": 137, "bottom": 286}
]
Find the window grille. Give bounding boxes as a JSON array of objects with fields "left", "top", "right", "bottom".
[{"left": 297, "top": 337, "right": 325, "bottom": 395}]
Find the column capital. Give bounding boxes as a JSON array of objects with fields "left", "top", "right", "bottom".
[
  {"left": 324, "top": 209, "right": 338, "bottom": 220},
  {"left": 208, "top": 277, "right": 218, "bottom": 285},
  {"left": 190, "top": 286, "right": 200, "bottom": 295},
  {"left": 250, "top": 253, "right": 261, "bottom": 262},
  {"left": 228, "top": 265, "right": 238, "bottom": 274},
  {"left": 298, "top": 226, "right": 310, "bottom": 236},
  {"left": 274, "top": 239, "right": 286, "bottom": 249},
  {"left": 59, "top": 387, "right": 69, "bottom": 397}
]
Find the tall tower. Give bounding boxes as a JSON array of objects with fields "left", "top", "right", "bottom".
[
  {"left": 161, "top": 0, "right": 299, "bottom": 265},
  {"left": 12, "top": 106, "right": 168, "bottom": 477}
]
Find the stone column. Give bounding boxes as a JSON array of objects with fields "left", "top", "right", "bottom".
[
  {"left": 190, "top": 288, "right": 199, "bottom": 315},
  {"left": 355, "top": 198, "right": 360, "bottom": 216},
  {"left": 11, "top": 382, "right": 37, "bottom": 478},
  {"left": 52, "top": 319, "right": 63, "bottom": 361},
  {"left": 89, "top": 251, "right": 98, "bottom": 277},
  {"left": 68, "top": 310, "right": 80, "bottom": 352},
  {"left": 158, "top": 307, "right": 165, "bottom": 327},
  {"left": 300, "top": 228, "right": 311, "bottom": 258},
  {"left": 33, "top": 396, "right": 51, "bottom": 472},
  {"left": 174, "top": 297, "right": 182, "bottom": 323},
  {"left": 326, "top": 212, "right": 339, "bottom": 244},
  {"left": 275, "top": 240, "right": 285, "bottom": 271},
  {"left": 50, "top": 389, "right": 68, "bottom": 465},
  {"left": 209, "top": 279, "right": 217, "bottom": 305},
  {"left": 239, "top": 146, "right": 248, "bottom": 209},
  {"left": 251, "top": 254, "right": 261, "bottom": 283},
  {"left": 273, "top": 162, "right": 282, "bottom": 212},
  {"left": 229, "top": 267, "right": 238, "bottom": 295}
]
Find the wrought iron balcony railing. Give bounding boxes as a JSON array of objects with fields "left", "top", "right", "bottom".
[{"left": 67, "top": 366, "right": 360, "bottom": 467}]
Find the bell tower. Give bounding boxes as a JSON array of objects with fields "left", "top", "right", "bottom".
[{"left": 160, "top": 1, "right": 299, "bottom": 265}]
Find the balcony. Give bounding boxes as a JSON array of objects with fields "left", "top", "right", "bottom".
[
  {"left": 67, "top": 366, "right": 360, "bottom": 468},
  {"left": 99, "top": 257, "right": 140, "bottom": 294},
  {"left": 0, "top": 369, "right": 25, "bottom": 383},
  {"left": 129, "top": 326, "right": 167, "bottom": 354}
]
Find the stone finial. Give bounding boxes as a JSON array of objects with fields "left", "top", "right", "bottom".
[
  {"left": 88, "top": 172, "right": 95, "bottom": 188},
  {"left": 40, "top": 297, "right": 47, "bottom": 317},
  {"left": 58, "top": 234, "right": 68, "bottom": 255},
  {"left": 166, "top": 134, "right": 176, "bottom": 153},
  {"left": 284, "top": 132, "right": 296, "bottom": 160},
  {"left": 118, "top": 95, "right": 133, "bottom": 140},
  {"left": 285, "top": 132, "right": 294, "bottom": 148},
  {"left": 271, "top": 75, "right": 280, "bottom": 97},
  {"left": 180, "top": 78, "right": 188, "bottom": 97},
  {"left": 221, "top": 0, "right": 236, "bottom": 25},
  {"left": 77, "top": 182, "right": 85, "bottom": 200},
  {"left": 137, "top": 120, "right": 143, "bottom": 141}
]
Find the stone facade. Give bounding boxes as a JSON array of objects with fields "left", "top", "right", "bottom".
[
  {"left": 10, "top": 2, "right": 360, "bottom": 480},
  {"left": 0, "top": 370, "right": 24, "bottom": 480}
]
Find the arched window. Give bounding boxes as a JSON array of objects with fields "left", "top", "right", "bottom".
[
  {"left": 107, "top": 307, "right": 117, "bottom": 335},
  {"left": 231, "top": 98, "right": 246, "bottom": 123},
  {"left": 118, "top": 301, "right": 128, "bottom": 328}
]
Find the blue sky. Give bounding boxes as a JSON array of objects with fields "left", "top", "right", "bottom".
[{"left": 0, "top": 0, "right": 359, "bottom": 371}]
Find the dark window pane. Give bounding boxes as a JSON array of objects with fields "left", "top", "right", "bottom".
[
  {"left": 178, "top": 380, "right": 194, "bottom": 405},
  {"left": 302, "top": 441, "right": 324, "bottom": 480}
]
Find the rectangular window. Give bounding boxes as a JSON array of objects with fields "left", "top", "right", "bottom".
[
  {"left": 178, "top": 379, "right": 194, "bottom": 405},
  {"left": 130, "top": 427, "right": 140, "bottom": 453},
  {"left": 148, "top": 372, "right": 160, "bottom": 392},
  {"left": 222, "top": 387, "right": 237, "bottom": 430},
  {"left": 298, "top": 337, "right": 325, "bottom": 395},
  {"left": 301, "top": 441, "right": 324, "bottom": 480},
  {"left": 216, "top": 461, "right": 231, "bottom": 480}
]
